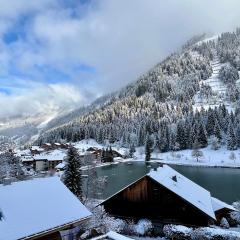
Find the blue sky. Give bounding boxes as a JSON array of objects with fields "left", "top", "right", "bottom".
[{"left": 0, "top": 0, "right": 239, "bottom": 118}]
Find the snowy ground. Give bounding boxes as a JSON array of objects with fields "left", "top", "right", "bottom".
[{"left": 132, "top": 146, "right": 240, "bottom": 168}]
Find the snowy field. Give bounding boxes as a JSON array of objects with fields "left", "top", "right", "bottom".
[{"left": 134, "top": 146, "right": 240, "bottom": 168}]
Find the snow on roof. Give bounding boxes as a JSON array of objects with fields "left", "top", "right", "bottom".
[
  {"left": 34, "top": 149, "right": 66, "bottom": 161},
  {"left": 211, "top": 197, "right": 237, "bottom": 212},
  {"left": 0, "top": 177, "right": 92, "bottom": 240},
  {"left": 31, "top": 146, "right": 44, "bottom": 151},
  {"left": 148, "top": 165, "right": 216, "bottom": 220},
  {"left": 55, "top": 162, "right": 66, "bottom": 169},
  {"left": 21, "top": 156, "right": 34, "bottom": 162}
]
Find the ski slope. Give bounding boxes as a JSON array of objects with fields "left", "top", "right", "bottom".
[{"left": 193, "top": 51, "right": 229, "bottom": 111}]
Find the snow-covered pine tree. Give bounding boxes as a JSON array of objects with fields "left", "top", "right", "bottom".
[
  {"left": 63, "top": 146, "right": 83, "bottom": 199},
  {"left": 197, "top": 123, "right": 208, "bottom": 148},
  {"left": 213, "top": 119, "right": 222, "bottom": 141},
  {"left": 227, "top": 121, "right": 237, "bottom": 150},
  {"left": 129, "top": 143, "right": 136, "bottom": 158},
  {"left": 145, "top": 133, "right": 152, "bottom": 161}
]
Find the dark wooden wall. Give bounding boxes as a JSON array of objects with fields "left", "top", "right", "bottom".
[{"left": 103, "top": 176, "right": 211, "bottom": 226}]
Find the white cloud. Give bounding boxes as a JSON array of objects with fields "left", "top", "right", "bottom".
[
  {"left": 0, "top": 0, "right": 240, "bottom": 118},
  {"left": 0, "top": 81, "right": 85, "bottom": 118}
]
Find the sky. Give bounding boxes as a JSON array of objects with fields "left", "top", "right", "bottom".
[{"left": 0, "top": 0, "right": 240, "bottom": 119}]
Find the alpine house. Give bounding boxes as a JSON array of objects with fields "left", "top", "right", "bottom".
[
  {"left": 101, "top": 165, "right": 236, "bottom": 226},
  {"left": 0, "top": 177, "right": 92, "bottom": 240}
]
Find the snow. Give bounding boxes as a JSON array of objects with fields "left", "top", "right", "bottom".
[
  {"left": 164, "top": 224, "right": 240, "bottom": 239},
  {"left": 193, "top": 50, "right": 233, "bottom": 112},
  {"left": 21, "top": 155, "right": 34, "bottom": 162},
  {"left": 0, "top": 177, "right": 92, "bottom": 240},
  {"left": 107, "top": 231, "right": 134, "bottom": 240},
  {"left": 31, "top": 145, "right": 44, "bottom": 151},
  {"left": 70, "top": 140, "right": 240, "bottom": 169},
  {"left": 133, "top": 145, "right": 240, "bottom": 168},
  {"left": 55, "top": 162, "right": 66, "bottom": 169},
  {"left": 73, "top": 139, "right": 127, "bottom": 156},
  {"left": 33, "top": 149, "right": 66, "bottom": 161},
  {"left": 196, "top": 35, "right": 219, "bottom": 45},
  {"left": 212, "top": 197, "right": 237, "bottom": 212},
  {"left": 148, "top": 165, "right": 216, "bottom": 220}
]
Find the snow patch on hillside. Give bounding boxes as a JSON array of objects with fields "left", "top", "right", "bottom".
[{"left": 193, "top": 51, "right": 232, "bottom": 111}]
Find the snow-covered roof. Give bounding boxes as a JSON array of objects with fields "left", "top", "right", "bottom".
[
  {"left": 33, "top": 149, "right": 66, "bottom": 161},
  {"left": 55, "top": 162, "right": 66, "bottom": 169},
  {"left": 211, "top": 197, "right": 236, "bottom": 212},
  {"left": 148, "top": 165, "right": 216, "bottom": 220},
  {"left": 21, "top": 156, "right": 34, "bottom": 162},
  {"left": 0, "top": 177, "right": 92, "bottom": 240},
  {"left": 31, "top": 146, "right": 44, "bottom": 151}
]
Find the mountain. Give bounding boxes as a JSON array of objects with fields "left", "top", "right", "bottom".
[{"left": 37, "top": 29, "right": 240, "bottom": 152}]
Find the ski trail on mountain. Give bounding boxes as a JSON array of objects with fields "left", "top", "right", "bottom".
[{"left": 193, "top": 50, "right": 228, "bottom": 110}]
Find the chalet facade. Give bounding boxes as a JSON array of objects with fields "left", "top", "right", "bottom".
[
  {"left": 33, "top": 155, "right": 64, "bottom": 171},
  {"left": 0, "top": 177, "right": 92, "bottom": 240},
  {"left": 101, "top": 165, "right": 236, "bottom": 226}
]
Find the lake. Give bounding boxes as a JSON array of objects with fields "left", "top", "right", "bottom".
[{"left": 93, "top": 162, "right": 240, "bottom": 204}]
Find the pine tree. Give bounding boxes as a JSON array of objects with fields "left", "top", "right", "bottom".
[
  {"left": 197, "top": 123, "right": 208, "bottom": 148},
  {"left": 63, "top": 146, "right": 83, "bottom": 199},
  {"left": 145, "top": 133, "right": 152, "bottom": 161},
  {"left": 129, "top": 143, "right": 136, "bottom": 158},
  {"left": 101, "top": 148, "right": 106, "bottom": 162},
  {"left": 213, "top": 119, "right": 222, "bottom": 141},
  {"left": 227, "top": 122, "right": 237, "bottom": 150},
  {"left": 176, "top": 121, "right": 186, "bottom": 149}
]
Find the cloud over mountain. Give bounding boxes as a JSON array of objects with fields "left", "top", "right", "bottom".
[{"left": 0, "top": 0, "right": 240, "bottom": 118}]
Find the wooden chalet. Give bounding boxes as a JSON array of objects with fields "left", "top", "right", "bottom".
[
  {"left": 33, "top": 155, "right": 64, "bottom": 171},
  {"left": 211, "top": 197, "right": 236, "bottom": 224},
  {"left": 30, "top": 146, "right": 44, "bottom": 155},
  {"left": 41, "top": 143, "right": 53, "bottom": 151},
  {"left": 100, "top": 165, "right": 236, "bottom": 227},
  {"left": 0, "top": 177, "right": 92, "bottom": 240}
]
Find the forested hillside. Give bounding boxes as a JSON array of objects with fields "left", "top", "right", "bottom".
[{"left": 38, "top": 29, "right": 240, "bottom": 152}]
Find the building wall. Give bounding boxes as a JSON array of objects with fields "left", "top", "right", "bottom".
[
  {"left": 48, "top": 160, "right": 62, "bottom": 170},
  {"left": 103, "top": 176, "right": 211, "bottom": 226},
  {"left": 35, "top": 160, "right": 48, "bottom": 171}
]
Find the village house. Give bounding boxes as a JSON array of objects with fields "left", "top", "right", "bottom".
[
  {"left": 100, "top": 165, "right": 236, "bottom": 226},
  {"left": 41, "top": 143, "right": 53, "bottom": 151},
  {"left": 0, "top": 177, "right": 92, "bottom": 240},
  {"left": 33, "top": 152, "right": 65, "bottom": 171},
  {"left": 41, "top": 143, "right": 69, "bottom": 151},
  {"left": 30, "top": 146, "right": 45, "bottom": 155}
]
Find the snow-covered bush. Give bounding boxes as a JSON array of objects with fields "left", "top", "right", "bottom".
[
  {"left": 163, "top": 224, "right": 192, "bottom": 240},
  {"left": 191, "top": 227, "right": 240, "bottom": 240},
  {"left": 211, "top": 137, "right": 220, "bottom": 150},
  {"left": 229, "top": 201, "right": 240, "bottom": 226},
  {"left": 163, "top": 225, "right": 240, "bottom": 240},
  {"left": 220, "top": 217, "right": 230, "bottom": 229},
  {"left": 134, "top": 219, "right": 153, "bottom": 236},
  {"left": 81, "top": 200, "right": 125, "bottom": 234}
]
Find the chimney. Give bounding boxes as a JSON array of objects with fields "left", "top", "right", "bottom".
[{"left": 172, "top": 175, "right": 177, "bottom": 182}]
